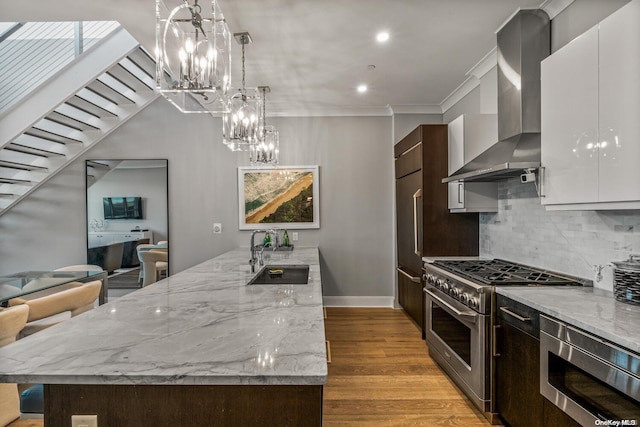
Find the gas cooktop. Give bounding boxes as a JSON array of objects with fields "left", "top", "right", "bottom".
[{"left": 431, "top": 259, "right": 584, "bottom": 286}]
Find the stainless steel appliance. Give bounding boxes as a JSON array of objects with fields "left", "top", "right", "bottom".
[
  {"left": 540, "top": 315, "right": 640, "bottom": 425},
  {"left": 423, "top": 259, "right": 587, "bottom": 420}
]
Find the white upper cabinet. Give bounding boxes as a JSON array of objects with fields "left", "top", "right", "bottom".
[
  {"left": 598, "top": 0, "right": 640, "bottom": 203},
  {"left": 447, "top": 115, "right": 498, "bottom": 213},
  {"left": 541, "top": 0, "right": 640, "bottom": 210},
  {"left": 541, "top": 25, "right": 599, "bottom": 206}
]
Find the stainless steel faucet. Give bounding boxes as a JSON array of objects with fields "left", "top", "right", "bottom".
[{"left": 249, "top": 229, "right": 278, "bottom": 273}]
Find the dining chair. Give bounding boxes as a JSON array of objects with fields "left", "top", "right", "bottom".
[
  {"left": 0, "top": 305, "right": 29, "bottom": 427},
  {"left": 137, "top": 244, "right": 168, "bottom": 284},
  {"left": 8, "top": 280, "right": 102, "bottom": 338},
  {"left": 140, "top": 250, "right": 169, "bottom": 286}
]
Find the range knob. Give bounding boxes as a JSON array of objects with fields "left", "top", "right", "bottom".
[
  {"left": 468, "top": 297, "right": 479, "bottom": 309},
  {"left": 441, "top": 281, "right": 450, "bottom": 293},
  {"left": 426, "top": 274, "right": 436, "bottom": 285},
  {"left": 460, "top": 292, "right": 470, "bottom": 305},
  {"left": 450, "top": 287, "right": 461, "bottom": 299}
]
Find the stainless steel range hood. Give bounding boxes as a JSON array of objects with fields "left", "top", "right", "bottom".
[{"left": 443, "top": 9, "right": 550, "bottom": 183}]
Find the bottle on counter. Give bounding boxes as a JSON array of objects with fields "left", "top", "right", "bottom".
[
  {"left": 283, "top": 230, "right": 290, "bottom": 247},
  {"left": 264, "top": 232, "right": 271, "bottom": 247}
]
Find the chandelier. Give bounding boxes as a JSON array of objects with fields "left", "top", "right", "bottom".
[
  {"left": 221, "top": 32, "right": 261, "bottom": 151},
  {"left": 250, "top": 86, "right": 279, "bottom": 164},
  {"left": 155, "top": 0, "right": 231, "bottom": 113}
]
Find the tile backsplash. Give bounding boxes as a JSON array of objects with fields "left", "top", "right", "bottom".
[{"left": 480, "top": 178, "right": 640, "bottom": 291}]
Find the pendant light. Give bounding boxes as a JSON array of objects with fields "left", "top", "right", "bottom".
[
  {"left": 222, "top": 32, "right": 261, "bottom": 151},
  {"left": 155, "top": 0, "right": 231, "bottom": 113},
  {"left": 250, "top": 86, "right": 279, "bottom": 164}
]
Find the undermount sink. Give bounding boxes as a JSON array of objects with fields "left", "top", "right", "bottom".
[{"left": 247, "top": 265, "right": 309, "bottom": 285}]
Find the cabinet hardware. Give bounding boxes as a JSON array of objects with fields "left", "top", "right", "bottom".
[
  {"left": 458, "top": 183, "right": 463, "bottom": 204},
  {"left": 493, "top": 325, "right": 501, "bottom": 357},
  {"left": 413, "top": 189, "right": 422, "bottom": 256},
  {"left": 325, "top": 340, "right": 332, "bottom": 364},
  {"left": 499, "top": 306, "right": 531, "bottom": 322},
  {"left": 538, "top": 166, "right": 546, "bottom": 198},
  {"left": 397, "top": 267, "right": 421, "bottom": 283}
]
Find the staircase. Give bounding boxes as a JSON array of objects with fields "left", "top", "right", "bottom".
[{"left": 0, "top": 27, "right": 159, "bottom": 217}]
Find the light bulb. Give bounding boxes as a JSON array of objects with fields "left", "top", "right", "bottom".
[
  {"left": 178, "top": 48, "right": 187, "bottom": 62},
  {"left": 185, "top": 37, "right": 194, "bottom": 53}
]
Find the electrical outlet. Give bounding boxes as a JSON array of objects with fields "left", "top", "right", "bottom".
[
  {"left": 72, "top": 415, "right": 98, "bottom": 427},
  {"left": 292, "top": 232, "right": 299, "bottom": 241},
  {"left": 213, "top": 223, "right": 222, "bottom": 234}
]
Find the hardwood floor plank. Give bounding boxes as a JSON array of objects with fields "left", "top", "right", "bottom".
[{"left": 323, "top": 307, "right": 490, "bottom": 426}]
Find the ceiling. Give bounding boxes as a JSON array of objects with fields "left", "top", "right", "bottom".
[{"left": 1, "top": 0, "right": 551, "bottom": 116}]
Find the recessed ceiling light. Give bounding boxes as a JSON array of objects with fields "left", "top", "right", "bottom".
[
  {"left": 357, "top": 84, "right": 368, "bottom": 93},
  {"left": 376, "top": 31, "right": 390, "bottom": 43}
]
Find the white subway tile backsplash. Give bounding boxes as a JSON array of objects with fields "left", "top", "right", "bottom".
[{"left": 480, "top": 177, "right": 640, "bottom": 291}]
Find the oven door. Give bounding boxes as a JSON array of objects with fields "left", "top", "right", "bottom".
[
  {"left": 540, "top": 315, "right": 640, "bottom": 426},
  {"left": 424, "top": 287, "right": 489, "bottom": 412}
]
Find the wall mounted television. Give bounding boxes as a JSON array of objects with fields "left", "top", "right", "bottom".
[{"left": 103, "top": 197, "right": 143, "bottom": 220}]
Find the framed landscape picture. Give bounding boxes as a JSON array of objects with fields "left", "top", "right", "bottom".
[{"left": 238, "top": 166, "right": 320, "bottom": 230}]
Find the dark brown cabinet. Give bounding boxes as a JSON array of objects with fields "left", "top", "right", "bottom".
[
  {"left": 394, "top": 125, "right": 478, "bottom": 333},
  {"left": 397, "top": 270, "right": 423, "bottom": 330},
  {"left": 495, "top": 295, "right": 581, "bottom": 427}
]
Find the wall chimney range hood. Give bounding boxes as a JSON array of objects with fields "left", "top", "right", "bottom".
[{"left": 443, "top": 9, "right": 550, "bottom": 183}]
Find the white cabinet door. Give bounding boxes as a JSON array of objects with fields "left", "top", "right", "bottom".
[
  {"left": 447, "top": 115, "right": 498, "bottom": 212},
  {"left": 448, "top": 116, "right": 465, "bottom": 210},
  {"left": 541, "top": 25, "right": 599, "bottom": 205},
  {"left": 598, "top": 0, "right": 640, "bottom": 202}
]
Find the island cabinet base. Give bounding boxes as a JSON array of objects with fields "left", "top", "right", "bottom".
[{"left": 44, "top": 384, "right": 323, "bottom": 426}]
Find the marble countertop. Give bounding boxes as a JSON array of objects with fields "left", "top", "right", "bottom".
[
  {"left": 497, "top": 286, "right": 640, "bottom": 353},
  {"left": 0, "top": 248, "right": 327, "bottom": 386}
]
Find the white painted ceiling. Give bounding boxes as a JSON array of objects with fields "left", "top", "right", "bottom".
[{"left": 1, "top": 0, "right": 548, "bottom": 115}]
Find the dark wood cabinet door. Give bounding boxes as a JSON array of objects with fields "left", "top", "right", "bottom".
[
  {"left": 495, "top": 322, "right": 543, "bottom": 427},
  {"left": 542, "top": 398, "right": 582, "bottom": 427},
  {"left": 397, "top": 271, "right": 423, "bottom": 332},
  {"left": 396, "top": 169, "right": 423, "bottom": 274}
]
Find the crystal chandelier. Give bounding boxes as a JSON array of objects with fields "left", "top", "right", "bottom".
[
  {"left": 155, "top": 0, "right": 231, "bottom": 113},
  {"left": 222, "top": 32, "right": 261, "bottom": 151},
  {"left": 250, "top": 86, "right": 279, "bottom": 164}
]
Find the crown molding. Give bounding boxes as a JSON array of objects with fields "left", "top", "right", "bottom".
[
  {"left": 440, "top": 76, "right": 481, "bottom": 113},
  {"left": 467, "top": 48, "right": 497, "bottom": 80},
  {"left": 388, "top": 105, "right": 443, "bottom": 115},
  {"left": 266, "top": 105, "right": 394, "bottom": 117}
]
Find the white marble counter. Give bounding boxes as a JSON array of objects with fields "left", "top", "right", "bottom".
[
  {"left": 497, "top": 286, "right": 640, "bottom": 354},
  {"left": 0, "top": 248, "right": 327, "bottom": 385}
]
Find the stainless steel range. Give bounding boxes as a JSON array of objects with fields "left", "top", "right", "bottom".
[{"left": 422, "top": 259, "right": 590, "bottom": 421}]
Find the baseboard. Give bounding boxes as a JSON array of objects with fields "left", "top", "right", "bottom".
[{"left": 322, "top": 296, "right": 395, "bottom": 307}]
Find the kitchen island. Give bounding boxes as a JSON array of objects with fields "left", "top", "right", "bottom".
[{"left": 0, "top": 248, "right": 327, "bottom": 426}]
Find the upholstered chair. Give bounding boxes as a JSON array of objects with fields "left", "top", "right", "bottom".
[
  {"left": 9, "top": 280, "right": 102, "bottom": 338},
  {"left": 137, "top": 244, "right": 168, "bottom": 284},
  {"left": 140, "top": 250, "right": 169, "bottom": 286},
  {"left": 0, "top": 305, "right": 29, "bottom": 427}
]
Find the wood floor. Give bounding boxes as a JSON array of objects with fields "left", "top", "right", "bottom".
[{"left": 323, "top": 307, "right": 491, "bottom": 426}]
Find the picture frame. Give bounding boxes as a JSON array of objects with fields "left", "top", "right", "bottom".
[{"left": 238, "top": 165, "right": 320, "bottom": 230}]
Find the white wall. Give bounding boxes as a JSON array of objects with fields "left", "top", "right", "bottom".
[
  {"left": 0, "top": 99, "right": 395, "bottom": 301},
  {"left": 87, "top": 166, "right": 168, "bottom": 242}
]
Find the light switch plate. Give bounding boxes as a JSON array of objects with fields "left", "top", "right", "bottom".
[
  {"left": 213, "top": 223, "right": 222, "bottom": 234},
  {"left": 72, "top": 414, "right": 98, "bottom": 427},
  {"left": 292, "top": 232, "right": 299, "bottom": 241}
]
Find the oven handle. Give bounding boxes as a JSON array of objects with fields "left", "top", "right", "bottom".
[
  {"left": 424, "top": 288, "right": 478, "bottom": 324},
  {"left": 397, "top": 267, "right": 421, "bottom": 283}
]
